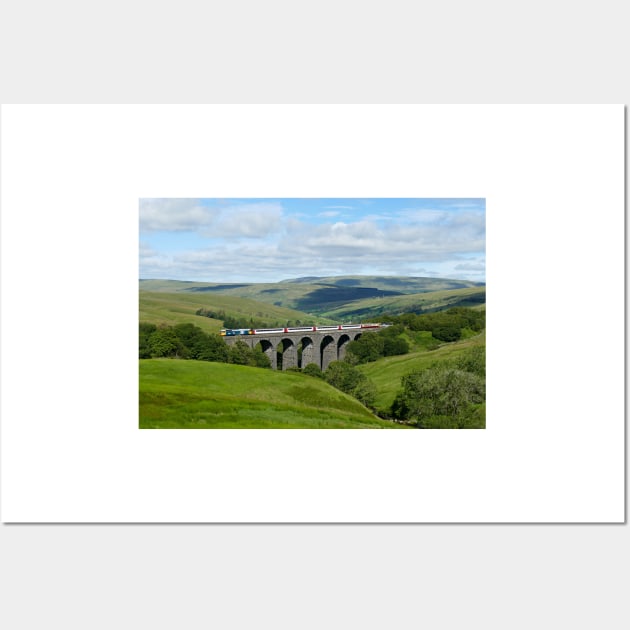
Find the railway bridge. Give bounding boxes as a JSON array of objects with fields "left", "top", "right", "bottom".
[{"left": 222, "top": 327, "right": 378, "bottom": 371}]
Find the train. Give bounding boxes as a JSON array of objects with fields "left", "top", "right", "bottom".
[{"left": 220, "top": 323, "right": 387, "bottom": 336}]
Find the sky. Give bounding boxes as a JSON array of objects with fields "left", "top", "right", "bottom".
[{"left": 139, "top": 198, "right": 486, "bottom": 283}]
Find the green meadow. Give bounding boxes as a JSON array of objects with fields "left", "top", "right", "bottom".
[{"left": 140, "top": 359, "right": 410, "bottom": 429}]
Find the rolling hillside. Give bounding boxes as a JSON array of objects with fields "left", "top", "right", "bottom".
[
  {"left": 140, "top": 359, "right": 410, "bottom": 429},
  {"left": 321, "top": 286, "right": 486, "bottom": 320},
  {"left": 281, "top": 275, "right": 483, "bottom": 292},
  {"left": 139, "top": 290, "right": 332, "bottom": 333},
  {"left": 140, "top": 275, "right": 485, "bottom": 319}
]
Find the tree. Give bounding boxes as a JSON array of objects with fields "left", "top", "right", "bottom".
[
  {"left": 392, "top": 367, "right": 485, "bottom": 428},
  {"left": 324, "top": 360, "right": 363, "bottom": 392},
  {"left": 382, "top": 335, "right": 409, "bottom": 356},
  {"left": 139, "top": 322, "right": 157, "bottom": 358},
  {"left": 324, "top": 361, "right": 377, "bottom": 409},
  {"left": 148, "top": 326, "right": 183, "bottom": 358},
  {"left": 352, "top": 377, "right": 377, "bottom": 408},
  {"left": 454, "top": 345, "right": 485, "bottom": 378},
  {"left": 227, "top": 340, "right": 271, "bottom": 368},
  {"left": 196, "top": 333, "right": 229, "bottom": 363},
  {"left": 228, "top": 340, "right": 254, "bottom": 365},
  {"left": 252, "top": 348, "right": 271, "bottom": 368},
  {"left": 347, "top": 333, "right": 385, "bottom": 363}
]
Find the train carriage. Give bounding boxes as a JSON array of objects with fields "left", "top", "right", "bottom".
[{"left": 221, "top": 323, "right": 387, "bottom": 336}]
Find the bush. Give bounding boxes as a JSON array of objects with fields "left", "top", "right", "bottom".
[
  {"left": 324, "top": 361, "right": 377, "bottom": 409},
  {"left": 139, "top": 322, "right": 157, "bottom": 358},
  {"left": 149, "top": 326, "right": 184, "bottom": 358},
  {"left": 382, "top": 335, "right": 409, "bottom": 356},
  {"left": 302, "top": 363, "right": 324, "bottom": 378},
  {"left": 453, "top": 345, "right": 485, "bottom": 378},
  {"left": 392, "top": 367, "right": 485, "bottom": 428},
  {"left": 346, "top": 328, "right": 409, "bottom": 364}
]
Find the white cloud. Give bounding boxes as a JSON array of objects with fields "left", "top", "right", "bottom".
[
  {"left": 139, "top": 201, "right": 485, "bottom": 283},
  {"left": 139, "top": 199, "right": 284, "bottom": 239},
  {"left": 455, "top": 260, "right": 486, "bottom": 271},
  {"left": 139, "top": 240, "right": 157, "bottom": 257},
  {"left": 139, "top": 198, "right": 218, "bottom": 232},
  {"left": 210, "top": 202, "right": 283, "bottom": 238}
]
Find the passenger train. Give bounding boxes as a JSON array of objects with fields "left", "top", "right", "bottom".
[{"left": 220, "top": 323, "right": 387, "bottom": 336}]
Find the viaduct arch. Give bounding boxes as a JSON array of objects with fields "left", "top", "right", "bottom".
[{"left": 222, "top": 328, "right": 370, "bottom": 370}]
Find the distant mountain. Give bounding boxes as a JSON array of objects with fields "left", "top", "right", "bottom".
[{"left": 281, "top": 275, "right": 484, "bottom": 293}]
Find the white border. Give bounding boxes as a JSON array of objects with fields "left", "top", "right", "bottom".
[{"left": 1, "top": 104, "right": 624, "bottom": 522}]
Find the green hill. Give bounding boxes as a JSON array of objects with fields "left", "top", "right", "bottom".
[
  {"left": 139, "top": 290, "right": 330, "bottom": 334},
  {"left": 281, "top": 275, "right": 483, "bottom": 292},
  {"left": 140, "top": 276, "right": 485, "bottom": 319},
  {"left": 357, "top": 331, "right": 486, "bottom": 415},
  {"left": 140, "top": 359, "right": 410, "bottom": 429},
  {"left": 320, "top": 287, "right": 486, "bottom": 320}
]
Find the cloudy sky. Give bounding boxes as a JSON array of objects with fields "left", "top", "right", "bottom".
[{"left": 139, "top": 198, "right": 485, "bottom": 283}]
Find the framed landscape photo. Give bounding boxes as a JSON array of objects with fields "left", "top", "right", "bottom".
[
  {"left": 138, "top": 197, "right": 487, "bottom": 430},
  {"left": 1, "top": 104, "right": 623, "bottom": 522}
]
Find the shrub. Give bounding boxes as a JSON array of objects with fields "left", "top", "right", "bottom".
[
  {"left": 302, "top": 363, "right": 324, "bottom": 378},
  {"left": 392, "top": 367, "right": 485, "bottom": 428},
  {"left": 324, "top": 361, "right": 377, "bottom": 409}
]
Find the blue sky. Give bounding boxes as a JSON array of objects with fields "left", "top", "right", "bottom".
[{"left": 139, "top": 198, "right": 485, "bottom": 283}]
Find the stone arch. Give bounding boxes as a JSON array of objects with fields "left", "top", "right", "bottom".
[
  {"left": 278, "top": 338, "right": 298, "bottom": 370},
  {"left": 353, "top": 332, "right": 362, "bottom": 341},
  {"left": 320, "top": 335, "right": 337, "bottom": 371},
  {"left": 255, "top": 339, "right": 277, "bottom": 370},
  {"left": 299, "top": 336, "right": 319, "bottom": 369},
  {"left": 337, "top": 334, "right": 352, "bottom": 362}
]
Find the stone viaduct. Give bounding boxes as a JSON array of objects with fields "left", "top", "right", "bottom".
[{"left": 223, "top": 328, "right": 376, "bottom": 371}]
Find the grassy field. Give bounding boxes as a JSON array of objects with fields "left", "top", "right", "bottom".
[
  {"left": 357, "top": 331, "right": 486, "bottom": 414},
  {"left": 140, "top": 359, "right": 410, "bottom": 429}
]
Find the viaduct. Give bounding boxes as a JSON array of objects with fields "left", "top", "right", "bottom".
[{"left": 222, "top": 328, "right": 377, "bottom": 371}]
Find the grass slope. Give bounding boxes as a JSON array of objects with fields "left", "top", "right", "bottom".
[
  {"left": 282, "top": 275, "right": 484, "bottom": 292},
  {"left": 140, "top": 359, "right": 409, "bottom": 429},
  {"left": 357, "top": 331, "right": 486, "bottom": 414},
  {"left": 139, "top": 290, "right": 327, "bottom": 333},
  {"left": 321, "top": 287, "right": 486, "bottom": 319}
]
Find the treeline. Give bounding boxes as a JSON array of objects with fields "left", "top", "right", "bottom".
[
  {"left": 195, "top": 308, "right": 313, "bottom": 330},
  {"left": 345, "top": 324, "right": 409, "bottom": 364},
  {"left": 384, "top": 307, "right": 485, "bottom": 342},
  {"left": 139, "top": 322, "right": 270, "bottom": 368},
  {"left": 195, "top": 308, "right": 277, "bottom": 329},
  {"left": 342, "top": 307, "right": 485, "bottom": 365}
]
